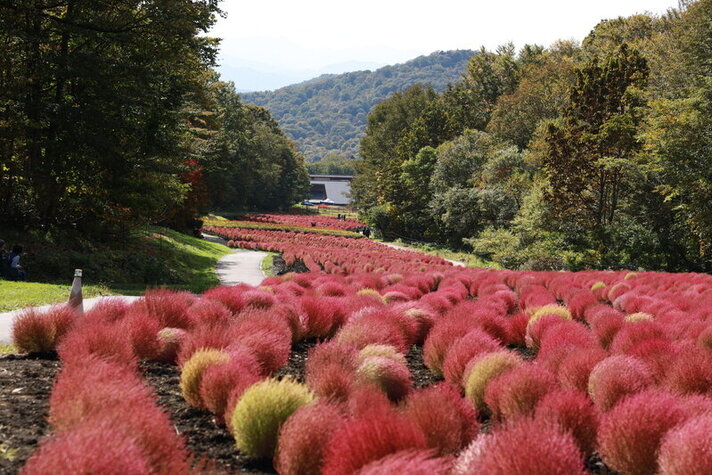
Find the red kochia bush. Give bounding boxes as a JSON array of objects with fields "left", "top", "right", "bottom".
[
  {"left": 664, "top": 348, "right": 712, "bottom": 395},
  {"left": 22, "top": 419, "right": 151, "bottom": 475},
  {"left": 423, "top": 316, "right": 477, "bottom": 377},
  {"left": 321, "top": 411, "right": 428, "bottom": 475},
  {"left": 442, "top": 329, "right": 500, "bottom": 387},
  {"left": 57, "top": 320, "right": 135, "bottom": 367},
  {"left": 658, "top": 415, "right": 712, "bottom": 475},
  {"left": 588, "top": 355, "right": 654, "bottom": 411},
  {"left": 505, "top": 312, "right": 529, "bottom": 346},
  {"left": 557, "top": 348, "right": 608, "bottom": 392},
  {"left": 300, "top": 296, "right": 348, "bottom": 338},
  {"left": 484, "top": 364, "right": 558, "bottom": 422},
  {"left": 274, "top": 402, "right": 347, "bottom": 475},
  {"left": 534, "top": 390, "right": 599, "bottom": 456},
  {"left": 186, "top": 299, "right": 234, "bottom": 327},
  {"left": 356, "top": 450, "right": 453, "bottom": 475},
  {"left": 132, "top": 289, "right": 196, "bottom": 329},
  {"left": 401, "top": 383, "right": 479, "bottom": 455},
  {"left": 83, "top": 298, "right": 129, "bottom": 323},
  {"left": 355, "top": 356, "right": 412, "bottom": 401},
  {"left": 199, "top": 347, "right": 263, "bottom": 424},
  {"left": 176, "top": 323, "right": 235, "bottom": 366},
  {"left": 610, "top": 320, "right": 666, "bottom": 354},
  {"left": 305, "top": 341, "right": 359, "bottom": 401},
  {"left": 453, "top": 419, "right": 585, "bottom": 475},
  {"left": 202, "top": 285, "right": 246, "bottom": 313},
  {"left": 589, "top": 311, "right": 624, "bottom": 349},
  {"left": 12, "top": 306, "right": 75, "bottom": 354},
  {"left": 49, "top": 357, "right": 189, "bottom": 472},
  {"left": 598, "top": 389, "right": 690, "bottom": 475}
]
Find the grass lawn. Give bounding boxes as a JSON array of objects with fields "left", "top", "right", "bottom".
[
  {"left": 261, "top": 252, "right": 278, "bottom": 277},
  {"left": 0, "top": 226, "right": 232, "bottom": 312},
  {"left": 387, "top": 239, "right": 499, "bottom": 269}
]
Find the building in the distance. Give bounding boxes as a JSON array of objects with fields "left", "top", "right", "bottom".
[{"left": 308, "top": 175, "right": 353, "bottom": 206}]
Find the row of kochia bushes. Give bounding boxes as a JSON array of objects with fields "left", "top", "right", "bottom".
[
  {"left": 203, "top": 225, "right": 454, "bottom": 274},
  {"left": 201, "top": 219, "right": 364, "bottom": 239},
  {"left": 13, "top": 267, "right": 712, "bottom": 474},
  {"left": 226, "top": 213, "right": 365, "bottom": 232}
]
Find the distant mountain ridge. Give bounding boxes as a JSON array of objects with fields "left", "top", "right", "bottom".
[{"left": 242, "top": 50, "right": 474, "bottom": 161}]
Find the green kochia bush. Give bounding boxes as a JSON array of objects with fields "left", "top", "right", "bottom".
[{"left": 230, "top": 378, "right": 314, "bottom": 459}]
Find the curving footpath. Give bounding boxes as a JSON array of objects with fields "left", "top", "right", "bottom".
[{"left": 0, "top": 235, "right": 267, "bottom": 344}]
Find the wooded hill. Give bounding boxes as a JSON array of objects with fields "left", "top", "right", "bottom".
[{"left": 242, "top": 50, "right": 474, "bottom": 161}]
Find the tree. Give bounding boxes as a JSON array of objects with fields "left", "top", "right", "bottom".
[
  {"left": 0, "top": 0, "right": 221, "bottom": 232},
  {"left": 541, "top": 44, "right": 649, "bottom": 254}
]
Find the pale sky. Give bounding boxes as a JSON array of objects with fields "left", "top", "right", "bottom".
[{"left": 211, "top": 0, "right": 679, "bottom": 87}]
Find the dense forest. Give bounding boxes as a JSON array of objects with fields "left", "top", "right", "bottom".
[
  {"left": 354, "top": 0, "right": 712, "bottom": 272},
  {"left": 0, "top": 1, "right": 309, "bottom": 235},
  {"left": 242, "top": 50, "right": 474, "bottom": 161}
]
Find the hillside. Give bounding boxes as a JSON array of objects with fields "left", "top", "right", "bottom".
[{"left": 242, "top": 50, "right": 474, "bottom": 161}]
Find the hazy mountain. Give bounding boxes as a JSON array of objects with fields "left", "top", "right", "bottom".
[
  {"left": 241, "top": 50, "right": 474, "bottom": 161},
  {"left": 218, "top": 59, "right": 387, "bottom": 92}
]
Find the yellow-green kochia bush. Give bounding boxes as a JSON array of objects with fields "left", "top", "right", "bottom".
[
  {"left": 230, "top": 377, "right": 314, "bottom": 459},
  {"left": 180, "top": 348, "right": 230, "bottom": 407}
]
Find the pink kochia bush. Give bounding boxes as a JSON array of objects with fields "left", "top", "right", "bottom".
[
  {"left": 401, "top": 383, "right": 479, "bottom": 455},
  {"left": 657, "top": 415, "right": 712, "bottom": 475},
  {"left": 441, "top": 329, "right": 500, "bottom": 387},
  {"left": 588, "top": 355, "right": 654, "bottom": 411},
  {"left": 484, "top": 364, "right": 558, "bottom": 422},
  {"left": 534, "top": 390, "right": 599, "bottom": 456},
  {"left": 453, "top": 419, "right": 585, "bottom": 475},
  {"left": 321, "top": 409, "right": 428, "bottom": 475},
  {"left": 12, "top": 305, "right": 75, "bottom": 354},
  {"left": 598, "top": 389, "right": 692, "bottom": 475},
  {"left": 47, "top": 356, "right": 189, "bottom": 472},
  {"left": 22, "top": 419, "right": 152, "bottom": 475},
  {"left": 356, "top": 450, "right": 453, "bottom": 475},
  {"left": 274, "top": 402, "right": 347, "bottom": 475}
]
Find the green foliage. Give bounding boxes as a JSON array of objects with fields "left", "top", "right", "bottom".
[
  {"left": 306, "top": 154, "right": 358, "bottom": 176},
  {"left": 230, "top": 378, "right": 314, "bottom": 459},
  {"left": 180, "top": 349, "right": 230, "bottom": 407},
  {"left": 243, "top": 51, "right": 474, "bottom": 161},
  {"left": 0, "top": 0, "right": 221, "bottom": 231}
]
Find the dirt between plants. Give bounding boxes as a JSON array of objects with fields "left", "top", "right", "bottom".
[
  {"left": 0, "top": 345, "right": 614, "bottom": 474},
  {"left": 0, "top": 354, "right": 60, "bottom": 475}
]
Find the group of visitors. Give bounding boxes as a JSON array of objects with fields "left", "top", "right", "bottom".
[{"left": 0, "top": 239, "right": 26, "bottom": 281}]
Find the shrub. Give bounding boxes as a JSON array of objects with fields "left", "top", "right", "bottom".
[
  {"left": 180, "top": 349, "right": 231, "bottom": 407},
  {"left": 525, "top": 314, "right": 569, "bottom": 351},
  {"left": 355, "top": 356, "right": 412, "bottom": 401},
  {"left": 154, "top": 327, "right": 187, "bottom": 363},
  {"left": 231, "top": 327, "right": 291, "bottom": 375},
  {"left": 566, "top": 292, "right": 597, "bottom": 321},
  {"left": 609, "top": 321, "right": 666, "bottom": 354},
  {"left": 356, "top": 450, "right": 453, "bottom": 475},
  {"left": 463, "top": 351, "right": 522, "bottom": 411},
  {"left": 186, "top": 299, "right": 234, "bottom": 327},
  {"left": 401, "top": 383, "right": 479, "bottom": 455},
  {"left": 83, "top": 298, "right": 129, "bottom": 323},
  {"left": 442, "top": 329, "right": 500, "bottom": 386},
  {"left": 121, "top": 311, "right": 160, "bottom": 361},
  {"left": 598, "top": 389, "right": 690, "bottom": 475},
  {"left": 664, "top": 348, "right": 712, "bottom": 395},
  {"left": 423, "top": 317, "right": 476, "bottom": 377},
  {"left": 505, "top": 312, "right": 529, "bottom": 346},
  {"left": 305, "top": 342, "right": 358, "bottom": 400},
  {"left": 242, "top": 289, "right": 277, "bottom": 310},
  {"left": 658, "top": 415, "right": 712, "bottom": 475},
  {"left": 588, "top": 355, "right": 654, "bottom": 411},
  {"left": 202, "top": 286, "right": 246, "bottom": 313},
  {"left": 534, "top": 390, "right": 599, "bottom": 456},
  {"left": 274, "top": 402, "right": 347, "bottom": 475},
  {"left": 699, "top": 324, "right": 712, "bottom": 352},
  {"left": 230, "top": 378, "right": 314, "bottom": 459},
  {"left": 134, "top": 289, "right": 196, "bottom": 329},
  {"left": 453, "top": 419, "right": 585, "bottom": 475},
  {"left": 625, "top": 312, "right": 653, "bottom": 322},
  {"left": 590, "top": 312, "right": 624, "bottom": 349},
  {"left": 626, "top": 338, "right": 676, "bottom": 382},
  {"left": 336, "top": 321, "right": 407, "bottom": 353},
  {"left": 528, "top": 304, "right": 571, "bottom": 323},
  {"left": 484, "top": 364, "right": 557, "bottom": 422},
  {"left": 300, "top": 296, "right": 348, "bottom": 338},
  {"left": 22, "top": 419, "right": 151, "bottom": 475},
  {"left": 557, "top": 348, "right": 607, "bottom": 392},
  {"left": 199, "top": 347, "right": 262, "bottom": 423},
  {"left": 536, "top": 323, "right": 598, "bottom": 373},
  {"left": 57, "top": 320, "right": 135, "bottom": 367},
  {"left": 321, "top": 411, "right": 428, "bottom": 475},
  {"left": 359, "top": 344, "right": 406, "bottom": 366},
  {"left": 12, "top": 308, "right": 60, "bottom": 354},
  {"left": 176, "top": 323, "right": 235, "bottom": 366},
  {"left": 347, "top": 386, "right": 394, "bottom": 419}
]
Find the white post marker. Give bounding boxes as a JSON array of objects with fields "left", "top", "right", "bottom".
[{"left": 68, "top": 268, "right": 83, "bottom": 314}]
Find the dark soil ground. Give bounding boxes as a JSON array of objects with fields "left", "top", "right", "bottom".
[{"left": 0, "top": 354, "right": 60, "bottom": 475}]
